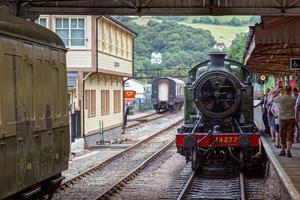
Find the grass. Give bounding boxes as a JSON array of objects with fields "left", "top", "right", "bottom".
[
  {"left": 132, "top": 16, "right": 250, "bottom": 47},
  {"left": 179, "top": 22, "right": 248, "bottom": 46},
  {"left": 185, "top": 16, "right": 253, "bottom": 23}
]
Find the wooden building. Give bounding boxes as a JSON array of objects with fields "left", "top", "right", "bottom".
[{"left": 35, "top": 15, "right": 137, "bottom": 146}]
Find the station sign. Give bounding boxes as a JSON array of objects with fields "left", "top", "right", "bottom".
[
  {"left": 290, "top": 58, "right": 300, "bottom": 70},
  {"left": 258, "top": 74, "right": 268, "bottom": 85}
]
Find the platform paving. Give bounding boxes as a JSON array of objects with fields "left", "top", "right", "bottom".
[{"left": 254, "top": 106, "right": 300, "bottom": 199}]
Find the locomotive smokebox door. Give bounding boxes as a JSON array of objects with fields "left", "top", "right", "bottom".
[{"left": 193, "top": 53, "right": 242, "bottom": 119}]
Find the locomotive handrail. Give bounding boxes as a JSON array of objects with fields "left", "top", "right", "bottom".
[
  {"left": 190, "top": 115, "right": 203, "bottom": 135},
  {"left": 196, "top": 130, "right": 212, "bottom": 145},
  {"left": 234, "top": 118, "right": 244, "bottom": 134}
]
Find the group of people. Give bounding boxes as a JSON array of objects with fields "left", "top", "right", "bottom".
[{"left": 256, "top": 84, "right": 300, "bottom": 158}]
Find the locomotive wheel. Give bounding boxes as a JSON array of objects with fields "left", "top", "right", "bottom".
[{"left": 191, "top": 147, "right": 199, "bottom": 170}]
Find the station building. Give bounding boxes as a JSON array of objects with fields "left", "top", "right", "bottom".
[{"left": 35, "top": 15, "right": 137, "bottom": 146}]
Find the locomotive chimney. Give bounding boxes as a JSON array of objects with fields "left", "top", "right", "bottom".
[{"left": 209, "top": 52, "right": 226, "bottom": 67}]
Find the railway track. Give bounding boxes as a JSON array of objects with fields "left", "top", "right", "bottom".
[
  {"left": 54, "top": 118, "right": 183, "bottom": 200},
  {"left": 96, "top": 140, "right": 175, "bottom": 200},
  {"left": 167, "top": 163, "right": 265, "bottom": 200},
  {"left": 126, "top": 111, "right": 179, "bottom": 129}
]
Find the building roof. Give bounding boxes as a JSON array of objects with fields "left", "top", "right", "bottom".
[
  {"left": 244, "top": 16, "right": 300, "bottom": 75},
  {"left": 104, "top": 16, "right": 138, "bottom": 37},
  {"left": 152, "top": 77, "right": 185, "bottom": 85},
  {"left": 0, "top": 13, "right": 65, "bottom": 49}
]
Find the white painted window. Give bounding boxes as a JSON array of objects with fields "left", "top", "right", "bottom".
[
  {"left": 55, "top": 18, "right": 85, "bottom": 47},
  {"left": 35, "top": 17, "right": 48, "bottom": 28}
]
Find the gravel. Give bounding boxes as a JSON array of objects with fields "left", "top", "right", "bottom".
[
  {"left": 54, "top": 118, "right": 182, "bottom": 200},
  {"left": 122, "top": 111, "right": 183, "bottom": 142},
  {"left": 61, "top": 111, "right": 183, "bottom": 183},
  {"left": 110, "top": 146, "right": 186, "bottom": 200}
]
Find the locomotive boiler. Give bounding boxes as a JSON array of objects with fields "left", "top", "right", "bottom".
[{"left": 176, "top": 53, "right": 259, "bottom": 171}]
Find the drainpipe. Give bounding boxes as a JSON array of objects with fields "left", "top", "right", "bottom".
[
  {"left": 123, "top": 37, "right": 136, "bottom": 129},
  {"left": 82, "top": 72, "right": 92, "bottom": 146},
  {"left": 82, "top": 16, "right": 101, "bottom": 145},
  {"left": 132, "top": 37, "right": 135, "bottom": 78}
]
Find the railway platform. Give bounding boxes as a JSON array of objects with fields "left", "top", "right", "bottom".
[{"left": 255, "top": 106, "right": 300, "bottom": 199}]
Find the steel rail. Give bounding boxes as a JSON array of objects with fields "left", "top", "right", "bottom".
[
  {"left": 176, "top": 171, "right": 246, "bottom": 200},
  {"left": 127, "top": 112, "right": 157, "bottom": 122},
  {"left": 176, "top": 170, "right": 195, "bottom": 200},
  {"left": 60, "top": 118, "right": 184, "bottom": 189},
  {"left": 95, "top": 139, "right": 176, "bottom": 200},
  {"left": 240, "top": 172, "right": 245, "bottom": 200},
  {"left": 126, "top": 111, "right": 180, "bottom": 129}
]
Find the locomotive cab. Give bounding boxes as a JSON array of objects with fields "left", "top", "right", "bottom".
[{"left": 176, "top": 53, "right": 260, "bottom": 171}]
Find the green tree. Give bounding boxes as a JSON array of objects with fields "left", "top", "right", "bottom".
[
  {"left": 122, "top": 18, "right": 216, "bottom": 76},
  {"left": 227, "top": 32, "right": 248, "bottom": 62}
]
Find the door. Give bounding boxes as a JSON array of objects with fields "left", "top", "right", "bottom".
[{"left": 158, "top": 80, "right": 169, "bottom": 102}]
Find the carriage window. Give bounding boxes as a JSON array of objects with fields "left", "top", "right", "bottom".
[
  {"left": 52, "top": 67, "right": 60, "bottom": 117},
  {"left": 3, "top": 55, "right": 25, "bottom": 123},
  {"left": 0, "top": 68, "right": 2, "bottom": 125}
]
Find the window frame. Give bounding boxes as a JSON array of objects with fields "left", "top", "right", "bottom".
[
  {"left": 113, "top": 90, "right": 121, "bottom": 113},
  {"left": 101, "top": 90, "right": 110, "bottom": 116},
  {"left": 55, "top": 17, "right": 86, "bottom": 49},
  {"left": 85, "top": 90, "right": 96, "bottom": 118},
  {"left": 35, "top": 17, "right": 48, "bottom": 28}
]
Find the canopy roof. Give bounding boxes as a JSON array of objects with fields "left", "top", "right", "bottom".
[
  {"left": 244, "top": 16, "right": 300, "bottom": 76},
  {"left": 2, "top": 0, "right": 300, "bottom": 17}
]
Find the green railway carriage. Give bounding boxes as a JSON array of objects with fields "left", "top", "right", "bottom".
[{"left": 0, "top": 14, "right": 70, "bottom": 199}]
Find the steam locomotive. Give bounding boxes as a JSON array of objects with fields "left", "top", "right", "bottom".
[{"left": 176, "top": 53, "right": 259, "bottom": 171}]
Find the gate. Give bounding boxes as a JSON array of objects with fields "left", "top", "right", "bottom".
[{"left": 70, "top": 109, "right": 81, "bottom": 142}]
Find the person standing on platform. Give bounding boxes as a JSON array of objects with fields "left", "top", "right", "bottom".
[
  {"left": 295, "top": 89, "right": 300, "bottom": 143},
  {"left": 267, "top": 89, "right": 276, "bottom": 141},
  {"left": 254, "top": 88, "right": 270, "bottom": 135},
  {"left": 293, "top": 87, "right": 298, "bottom": 99},
  {"left": 273, "top": 85, "right": 296, "bottom": 157},
  {"left": 271, "top": 100, "right": 280, "bottom": 148}
]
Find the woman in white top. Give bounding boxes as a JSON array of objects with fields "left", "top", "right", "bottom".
[{"left": 271, "top": 101, "right": 280, "bottom": 148}]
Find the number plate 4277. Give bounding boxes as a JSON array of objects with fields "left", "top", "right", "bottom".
[{"left": 215, "top": 136, "right": 238, "bottom": 144}]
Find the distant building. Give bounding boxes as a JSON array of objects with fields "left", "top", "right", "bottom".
[
  {"left": 36, "top": 15, "right": 137, "bottom": 146},
  {"left": 151, "top": 52, "right": 162, "bottom": 65},
  {"left": 125, "top": 79, "right": 152, "bottom": 112},
  {"left": 125, "top": 79, "right": 145, "bottom": 99}
]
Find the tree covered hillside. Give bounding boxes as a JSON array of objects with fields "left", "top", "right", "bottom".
[{"left": 120, "top": 18, "right": 216, "bottom": 70}]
